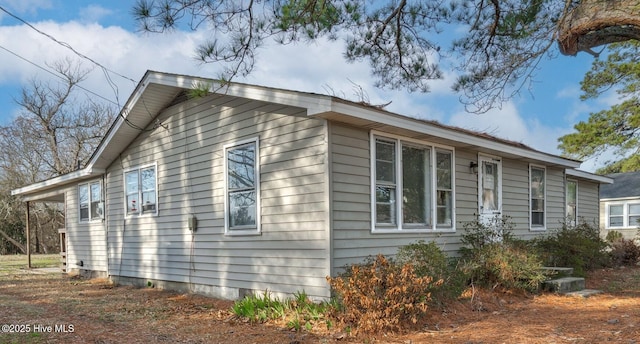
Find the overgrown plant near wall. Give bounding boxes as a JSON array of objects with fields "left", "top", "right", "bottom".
[
  {"left": 396, "top": 240, "right": 467, "bottom": 303},
  {"left": 327, "top": 254, "right": 440, "bottom": 334},
  {"left": 606, "top": 230, "right": 640, "bottom": 267},
  {"left": 231, "top": 291, "right": 331, "bottom": 332},
  {"left": 459, "top": 215, "right": 547, "bottom": 292},
  {"left": 533, "top": 220, "right": 610, "bottom": 276}
]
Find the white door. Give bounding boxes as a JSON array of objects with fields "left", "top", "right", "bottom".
[{"left": 478, "top": 155, "right": 502, "bottom": 225}]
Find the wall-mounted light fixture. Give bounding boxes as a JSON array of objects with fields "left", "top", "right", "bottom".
[{"left": 469, "top": 161, "right": 478, "bottom": 174}]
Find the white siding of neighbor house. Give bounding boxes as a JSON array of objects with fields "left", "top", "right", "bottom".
[
  {"left": 600, "top": 198, "right": 640, "bottom": 240},
  {"left": 63, "top": 182, "right": 108, "bottom": 273},
  {"left": 329, "top": 122, "right": 578, "bottom": 272},
  {"left": 104, "top": 93, "right": 330, "bottom": 299}
]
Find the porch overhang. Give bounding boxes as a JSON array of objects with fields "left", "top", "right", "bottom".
[{"left": 11, "top": 168, "right": 105, "bottom": 202}]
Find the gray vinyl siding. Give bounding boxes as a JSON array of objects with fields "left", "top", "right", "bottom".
[
  {"left": 502, "top": 159, "right": 530, "bottom": 236},
  {"left": 329, "top": 122, "right": 576, "bottom": 272},
  {"left": 576, "top": 180, "right": 599, "bottom": 225},
  {"left": 546, "top": 167, "right": 567, "bottom": 230},
  {"left": 329, "top": 123, "right": 464, "bottom": 272},
  {"left": 63, "top": 182, "right": 108, "bottom": 272},
  {"left": 105, "top": 93, "right": 330, "bottom": 299}
]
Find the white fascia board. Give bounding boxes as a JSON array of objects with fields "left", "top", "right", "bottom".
[
  {"left": 145, "top": 72, "right": 334, "bottom": 115},
  {"left": 601, "top": 196, "right": 640, "bottom": 202},
  {"left": 324, "top": 101, "right": 581, "bottom": 168},
  {"left": 11, "top": 168, "right": 105, "bottom": 196},
  {"left": 85, "top": 82, "right": 149, "bottom": 169},
  {"left": 566, "top": 169, "right": 613, "bottom": 184}
]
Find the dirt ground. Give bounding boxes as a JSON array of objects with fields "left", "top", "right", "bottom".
[{"left": 1, "top": 261, "right": 640, "bottom": 343}]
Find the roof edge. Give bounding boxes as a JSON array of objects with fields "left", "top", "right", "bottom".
[
  {"left": 11, "top": 168, "right": 105, "bottom": 197},
  {"left": 566, "top": 169, "right": 613, "bottom": 184}
]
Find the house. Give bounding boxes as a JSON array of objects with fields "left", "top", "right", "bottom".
[
  {"left": 12, "top": 71, "right": 612, "bottom": 300},
  {"left": 600, "top": 171, "right": 640, "bottom": 239}
]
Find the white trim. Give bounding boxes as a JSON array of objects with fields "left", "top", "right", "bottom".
[
  {"left": 529, "top": 164, "right": 547, "bottom": 231},
  {"left": 78, "top": 179, "right": 104, "bottom": 223},
  {"left": 566, "top": 179, "right": 578, "bottom": 225},
  {"left": 478, "top": 154, "right": 503, "bottom": 223},
  {"left": 11, "top": 168, "right": 105, "bottom": 197},
  {"left": 604, "top": 200, "right": 640, "bottom": 230},
  {"left": 370, "top": 131, "right": 456, "bottom": 233},
  {"left": 325, "top": 102, "right": 581, "bottom": 168},
  {"left": 223, "top": 136, "right": 261, "bottom": 236},
  {"left": 123, "top": 162, "right": 158, "bottom": 218},
  {"left": 566, "top": 169, "right": 613, "bottom": 184}
]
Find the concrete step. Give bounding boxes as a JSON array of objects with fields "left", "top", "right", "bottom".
[
  {"left": 542, "top": 277, "right": 585, "bottom": 294},
  {"left": 565, "top": 289, "right": 603, "bottom": 298},
  {"left": 541, "top": 266, "right": 574, "bottom": 277}
]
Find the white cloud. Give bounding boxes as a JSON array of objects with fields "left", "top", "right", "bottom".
[
  {"left": 448, "top": 101, "right": 571, "bottom": 155},
  {"left": 78, "top": 5, "right": 113, "bottom": 24}
]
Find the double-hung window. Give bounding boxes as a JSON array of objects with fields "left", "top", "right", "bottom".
[
  {"left": 124, "top": 164, "right": 157, "bottom": 216},
  {"left": 530, "top": 166, "right": 546, "bottom": 229},
  {"left": 608, "top": 203, "right": 640, "bottom": 228},
  {"left": 225, "top": 138, "right": 260, "bottom": 233},
  {"left": 78, "top": 180, "right": 103, "bottom": 221},
  {"left": 372, "top": 135, "right": 454, "bottom": 231},
  {"left": 566, "top": 179, "right": 577, "bottom": 225}
]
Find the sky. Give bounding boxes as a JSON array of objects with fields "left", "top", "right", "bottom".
[{"left": 0, "top": 0, "right": 619, "bottom": 172}]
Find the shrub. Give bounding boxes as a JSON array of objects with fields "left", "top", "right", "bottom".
[
  {"left": 609, "top": 237, "right": 640, "bottom": 266},
  {"left": 327, "top": 254, "right": 440, "bottom": 334},
  {"left": 396, "top": 240, "right": 467, "bottom": 303},
  {"left": 533, "top": 220, "right": 610, "bottom": 276},
  {"left": 459, "top": 215, "right": 546, "bottom": 292},
  {"left": 460, "top": 242, "right": 546, "bottom": 292}
]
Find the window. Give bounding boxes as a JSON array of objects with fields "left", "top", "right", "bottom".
[
  {"left": 629, "top": 204, "right": 640, "bottom": 227},
  {"left": 566, "top": 180, "right": 577, "bottom": 225},
  {"left": 609, "top": 204, "right": 624, "bottom": 227},
  {"left": 606, "top": 203, "right": 640, "bottom": 228},
  {"left": 530, "top": 166, "right": 546, "bottom": 228},
  {"left": 225, "top": 138, "right": 259, "bottom": 233},
  {"left": 78, "top": 181, "right": 103, "bottom": 221},
  {"left": 372, "top": 135, "right": 454, "bottom": 231},
  {"left": 124, "top": 164, "right": 157, "bottom": 216}
]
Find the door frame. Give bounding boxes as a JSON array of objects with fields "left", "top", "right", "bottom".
[{"left": 477, "top": 154, "right": 503, "bottom": 224}]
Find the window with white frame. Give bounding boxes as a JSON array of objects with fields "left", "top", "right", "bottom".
[
  {"left": 78, "top": 180, "right": 103, "bottom": 221},
  {"left": 225, "top": 138, "right": 259, "bottom": 233},
  {"left": 607, "top": 203, "right": 640, "bottom": 228},
  {"left": 566, "top": 179, "right": 577, "bottom": 225},
  {"left": 608, "top": 204, "right": 624, "bottom": 227},
  {"left": 629, "top": 204, "right": 640, "bottom": 227},
  {"left": 530, "top": 166, "right": 546, "bottom": 228},
  {"left": 124, "top": 164, "right": 157, "bottom": 216},
  {"left": 372, "top": 135, "right": 454, "bottom": 231}
]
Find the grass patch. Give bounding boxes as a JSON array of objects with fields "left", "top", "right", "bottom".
[
  {"left": 0, "top": 254, "right": 60, "bottom": 273},
  {"left": 231, "top": 291, "right": 331, "bottom": 332}
]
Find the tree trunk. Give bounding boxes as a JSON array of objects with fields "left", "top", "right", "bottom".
[
  {"left": 557, "top": 0, "right": 640, "bottom": 56},
  {"left": 0, "top": 228, "right": 25, "bottom": 253}
]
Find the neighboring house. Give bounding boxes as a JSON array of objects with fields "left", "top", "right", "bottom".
[
  {"left": 12, "top": 71, "right": 612, "bottom": 300},
  {"left": 600, "top": 171, "right": 640, "bottom": 239}
]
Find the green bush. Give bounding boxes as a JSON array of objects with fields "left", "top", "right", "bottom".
[
  {"left": 459, "top": 215, "right": 546, "bottom": 292},
  {"left": 396, "top": 240, "right": 467, "bottom": 303},
  {"left": 327, "top": 254, "right": 439, "bottom": 334},
  {"left": 533, "top": 220, "right": 610, "bottom": 276},
  {"left": 231, "top": 290, "right": 330, "bottom": 331}
]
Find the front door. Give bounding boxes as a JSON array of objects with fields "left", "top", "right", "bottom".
[{"left": 478, "top": 155, "right": 502, "bottom": 225}]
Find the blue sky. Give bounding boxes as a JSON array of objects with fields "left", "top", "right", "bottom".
[{"left": 0, "top": 0, "right": 615, "bottom": 172}]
